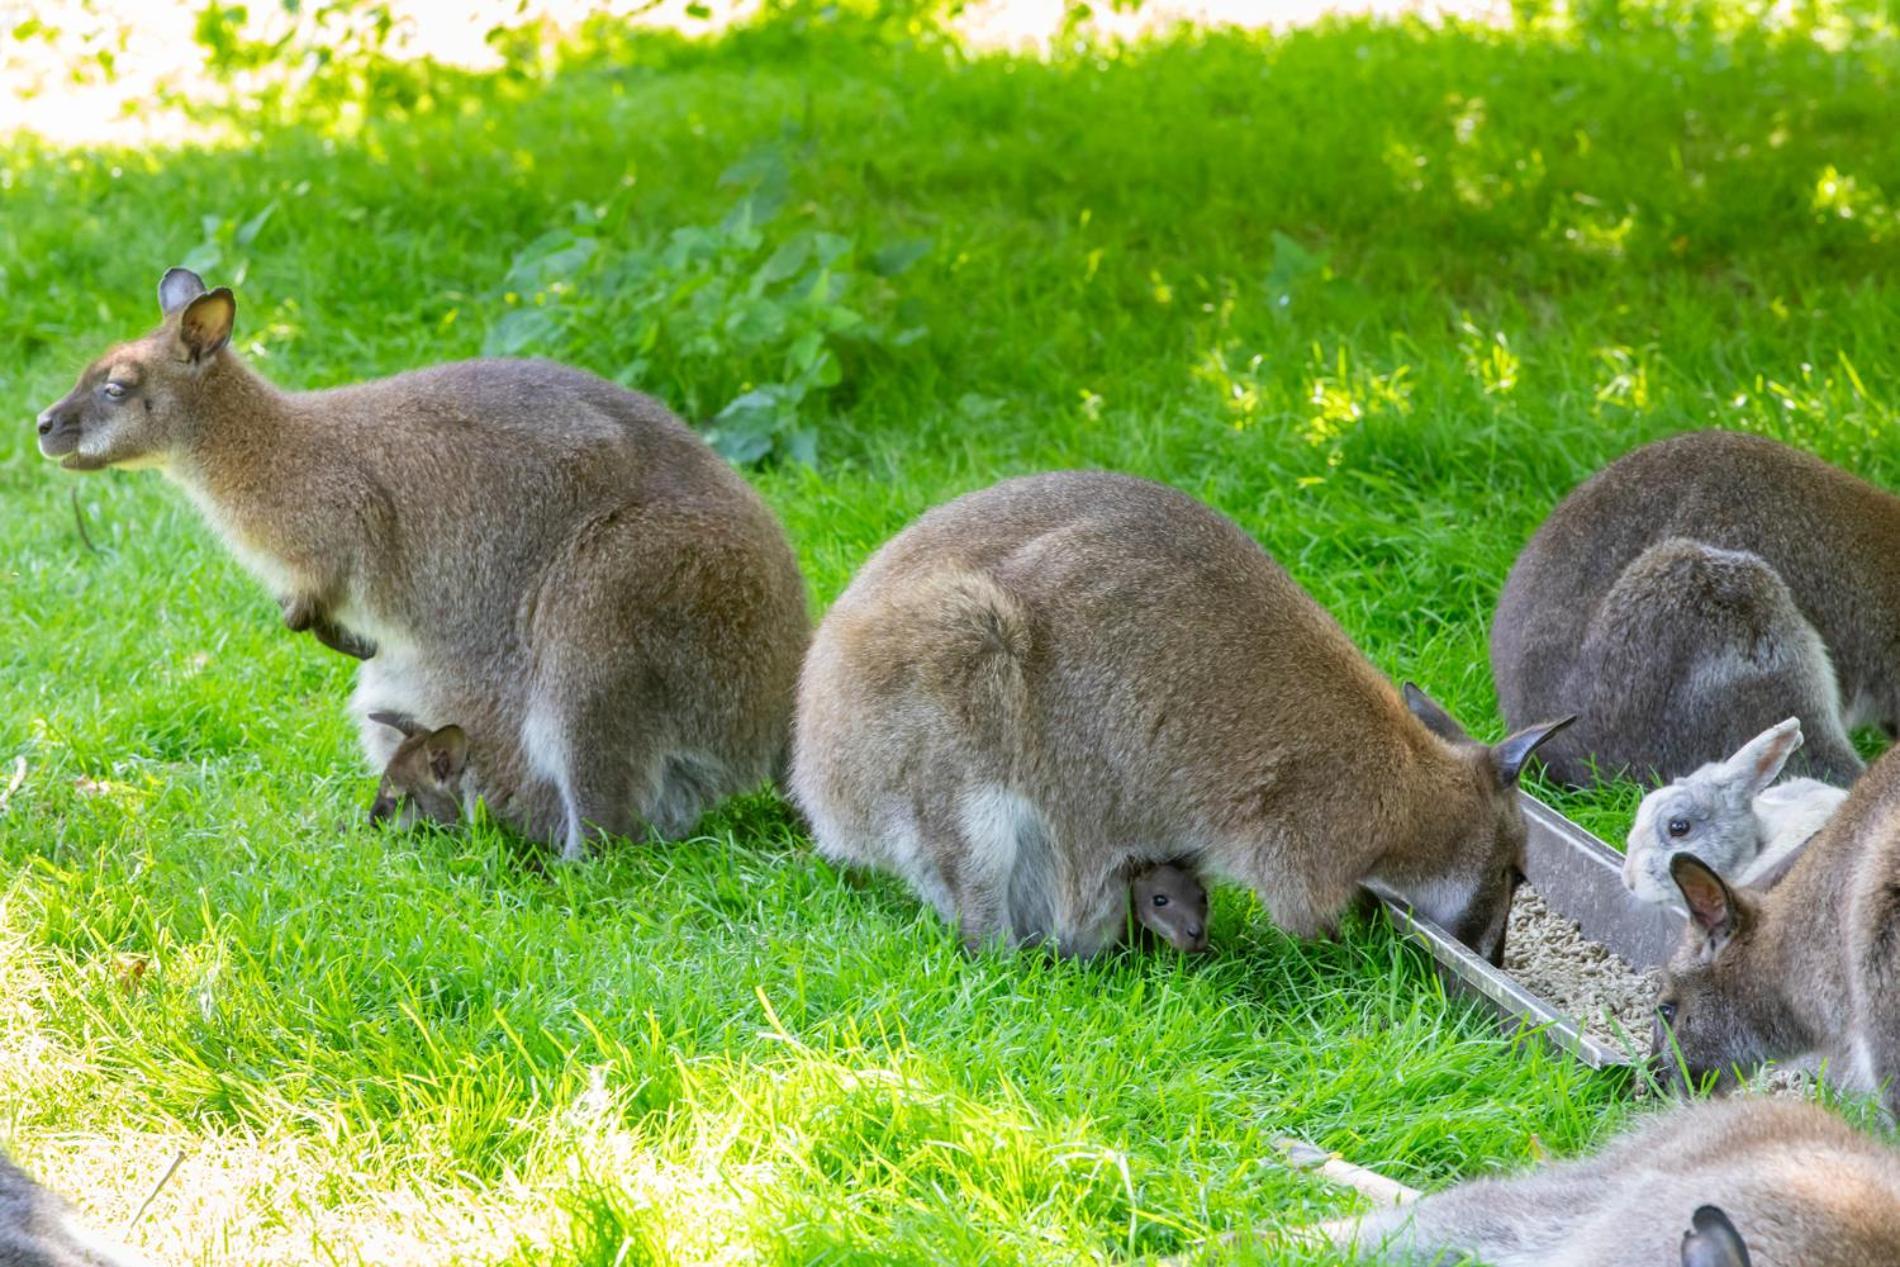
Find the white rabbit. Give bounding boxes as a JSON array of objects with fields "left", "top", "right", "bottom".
[{"left": 1624, "top": 717, "right": 1847, "bottom": 906}]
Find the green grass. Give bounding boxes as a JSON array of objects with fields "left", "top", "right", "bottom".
[{"left": 4, "top": 2, "right": 1900, "bottom": 1262}]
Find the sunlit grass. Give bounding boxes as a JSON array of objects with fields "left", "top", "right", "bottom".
[{"left": 4, "top": 1, "right": 1900, "bottom": 1261}]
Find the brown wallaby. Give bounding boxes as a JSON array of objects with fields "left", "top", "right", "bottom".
[
  {"left": 1130, "top": 863, "right": 1209, "bottom": 952},
  {"left": 36, "top": 269, "right": 809, "bottom": 857},
  {"left": 1492, "top": 430, "right": 1900, "bottom": 787},
  {"left": 790, "top": 472, "right": 1571, "bottom": 959},
  {"left": 1651, "top": 738, "right": 1900, "bottom": 1115},
  {"left": 1322, "top": 1097, "right": 1900, "bottom": 1265},
  {"left": 0, "top": 1148, "right": 156, "bottom": 1267}
]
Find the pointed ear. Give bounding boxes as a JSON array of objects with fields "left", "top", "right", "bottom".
[
  {"left": 177, "top": 287, "right": 235, "bottom": 364},
  {"left": 369, "top": 711, "right": 422, "bottom": 739},
  {"left": 1671, "top": 854, "right": 1746, "bottom": 954},
  {"left": 158, "top": 267, "right": 207, "bottom": 316},
  {"left": 1492, "top": 715, "right": 1576, "bottom": 786},
  {"left": 1402, "top": 683, "right": 1469, "bottom": 742},
  {"left": 1682, "top": 1205, "right": 1751, "bottom": 1267},
  {"left": 1725, "top": 718, "right": 1803, "bottom": 798},
  {"left": 426, "top": 725, "right": 468, "bottom": 783}
]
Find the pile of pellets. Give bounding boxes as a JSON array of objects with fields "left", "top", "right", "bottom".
[{"left": 1501, "top": 886, "right": 1660, "bottom": 1053}]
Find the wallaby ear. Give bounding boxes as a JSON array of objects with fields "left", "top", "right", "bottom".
[
  {"left": 1671, "top": 853, "right": 1746, "bottom": 954},
  {"left": 426, "top": 726, "right": 469, "bottom": 783},
  {"left": 1492, "top": 715, "right": 1576, "bottom": 786},
  {"left": 1682, "top": 1205, "right": 1751, "bottom": 1267},
  {"left": 177, "top": 287, "right": 236, "bottom": 364},
  {"left": 1724, "top": 718, "right": 1803, "bottom": 797},
  {"left": 157, "top": 266, "right": 207, "bottom": 316},
  {"left": 1402, "top": 683, "right": 1470, "bottom": 742},
  {"left": 368, "top": 710, "right": 422, "bottom": 739}
]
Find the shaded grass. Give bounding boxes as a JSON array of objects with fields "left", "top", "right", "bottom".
[{"left": 4, "top": 2, "right": 1899, "bottom": 1261}]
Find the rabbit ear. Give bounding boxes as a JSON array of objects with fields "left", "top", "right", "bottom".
[
  {"left": 1723, "top": 718, "right": 1804, "bottom": 797},
  {"left": 1681, "top": 1205, "right": 1751, "bottom": 1267}
]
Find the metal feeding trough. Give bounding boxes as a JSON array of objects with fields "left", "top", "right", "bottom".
[{"left": 1377, "top": 792, "right": 1686, "bottom": 1069}]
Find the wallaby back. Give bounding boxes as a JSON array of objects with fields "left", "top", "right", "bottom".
[
  {"left": 1654, "top": 739, "right": 1900, "bottom": 1114},
  {"left": 1493, "top": 431, "right": 1900, "bottom": 785},
  {"left": 793, "top": 472, "right": 1566, "bottom": 958},
  {"left": 1325, "top": 1097, "right": 1900, "bottom": 1266},
  {"left": 0, "top": 1150, "right": 154, "bottom": 1267}
]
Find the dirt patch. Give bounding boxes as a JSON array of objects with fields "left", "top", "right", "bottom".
[{"left": 1503, "top": 886, "right": 1661, "bottom": 1054}]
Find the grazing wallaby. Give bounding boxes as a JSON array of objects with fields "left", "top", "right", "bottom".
[
  {"left": 790, "top": 472, "right": 1571, "bottom": 960},
  {"left": 1492, "top": 430, "right": 1900, "bottom": 787},
  {"left": 1652, "top": 740, "right": 1900, "bottom": 1114},
  {"left": 0, "top": 1149, "right": 155, "bottom": 1267},
  {"left": 1625, "top": 718, "right": 1848, "bottom": 907},
  {"left": 1130, "top": 864, "right": 1209, "bottom": 953},
  {"left": 1323, "top": 1097, "right": 1900, "bottom": 1265},
  {"left": 36, "top": 269, "right": 809, "bottom": 857}
]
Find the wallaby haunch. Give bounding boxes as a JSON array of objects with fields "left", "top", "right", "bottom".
[
  {"left": 1625, "top": 718, "right": 1847, "bottom": 907},
  {"left": 790, "top": 472, "right": 1570, "bottom": 959},
  {"left": 1653, "top": 741, "right": 1900, "bottom": 1115},
  {"left": 1130, "top": 863, "right": 1209, "bottom": 952},
  {"left": 0, "top": 1149, "right": 155, "bottom": 1267},
  {"left": 1323, "top": 1097, "right": 1900, "bottom": 1266},
  {"left": 37, "top": 269, "right": 809, "bottom": 858},
  {"left": 1492, "top": 431, "right": 1900, "bottom": 787}
]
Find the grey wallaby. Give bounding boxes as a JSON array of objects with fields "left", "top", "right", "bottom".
[
  {"left": 790, "top": 472, "right": 1571, "bottom": 960},
  {"left": 1624, "top": 718, "right": 1846, "bottom": 907},
  {"left": 1492, "top": 430, "right": 1900, "bottom": 786},
  {"left": 1129, "top": 863, "right": 1209, "bottom": 953},
  {"left": 1323, "top": 1097, "right": 1900, "bottom": 1265},
  {"left": 36, "top": 269, "right": 809, "bottom": 857},
  {"left": 1652, "top": 738, "right": 1900, "bottom": 1113},
  {"left": 0, "top": 1149, "right": 155, "bottom": 1267}
]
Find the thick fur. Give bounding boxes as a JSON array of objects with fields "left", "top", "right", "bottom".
[
  {"left": 1325, "top": 1097, "right": 1900, "bottom": 1266},
  {"left": 1625, "top": 719, "right": 1847, "bottom": 906},
  {"left": 1492, "top": 432, "right": 1900, "bottom": 786},
  {"left": 1653, "top": 742, "right": 1900, "bottom": 1114},
  {"left": 792, "top": 472, "right": 1565, "bottom": 958},
  {"left": 0, "top": 1151, "right": 153, "bottom": 1267},
  {"left": 36, "top": 271, "right": 809, "bottom": 858}
]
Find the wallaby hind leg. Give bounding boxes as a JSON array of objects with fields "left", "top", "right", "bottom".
[
  {"left": 1552, "top": 538, "right": 1860, "bottom": 785},
  {"left": 521, "top": 684, "right": 657, "bottom": 861}
]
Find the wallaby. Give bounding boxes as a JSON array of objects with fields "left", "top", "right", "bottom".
[
  {"left": 1323, "top": 1097, "right": 1900, "bottom": 1265},
  {"left": 1651, "top": 739, "right": 1900, "bottom": 1115},
  {"left": 1491, "top": 430, "right": 1900, "bottom": 787},
  {"left": 0, "top": 1149, "right": 156, "bottom": 1267},
  {"left": 1625, "top": 718, "right": 1847, "bottom": 907},
  {"left": 36, "top": 269, "right": 809, "bottom": 857},
  {"left": 790, "top": 472, "right": 1571, "bottom": 960},
  {"left": 1130, "top": 863, "right": 1209, "bottom": 953}
]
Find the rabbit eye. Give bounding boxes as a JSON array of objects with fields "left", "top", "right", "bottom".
[
  {"left": 1666, "top": 817, "right": 1692, "bottom": 838},
  {"left": 1151, "top": 893, "right": 1169, "bottom": 907}
]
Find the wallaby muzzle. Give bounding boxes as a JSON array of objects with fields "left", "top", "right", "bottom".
[{"left": 35, "top": 399, "right": 81, "bottom": 459}]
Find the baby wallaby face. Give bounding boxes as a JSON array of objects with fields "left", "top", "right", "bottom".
[
  {"left": 35, "top": 268, "right": 236, "bottom": 472},
  {"left": 1131, "top": 864, "right": 1209, "bottom": 952},
  {"left": 1652, "top": 855, "right": 1774, "bottom": 1092},
  {"left": 368, "top": 712, "right": 470, "bottom": 830}
]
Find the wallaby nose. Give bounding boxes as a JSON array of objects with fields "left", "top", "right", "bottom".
[{"left": 35, "top": 408, "right": 55, "bottom": 436}]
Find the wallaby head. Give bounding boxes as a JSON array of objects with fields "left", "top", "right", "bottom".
[
  {"left": 1384, "top": 685, "right": 1573, "bottom": 964},
  {"left": 1682, "top": 1205, "right": 1752, "bottom": 1267},
  {"left": 1625, "top": 718, "right": 1804, "bottom": 904},
  {"left": 368, "top": 712, "right": 470, "bottom": 829},
  {"left": 36, "top": 268, "right": 239, "bottom": 472},
  {"left": 1131, "top": 864, "right": 1209, "bottom": 952},
  {"left": 1652, "top": 854, "right": 1777, "bottom": 1092}
]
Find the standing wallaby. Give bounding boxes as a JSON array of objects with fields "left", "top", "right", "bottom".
[
  {"left": 1130, "top": 863, "right": 1210, "bottom": 952},
  {"left": 1492, "top": 431, "right": 1900, "bottom": 787},
  {"left": 1624, "top": 718, "right": 1847, "bottom": 907},
  {"left": 36, "top": 269, "right": 809, "bottom": 857},
  {"left": 790, "top": 472, "right": 1571, "bottom": 960},
  {"left": 0, "top": 1149, "right": 155, "bottom": 1267},
  {"left": 1652, "top": 739, "right": 1900, "bottom": 1115},
  {"left": 1323, "top": 1097, "right": 1900, "bottom": 1265}
]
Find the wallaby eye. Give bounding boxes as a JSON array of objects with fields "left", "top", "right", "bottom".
[
  {"left": 101, "top": 381, "right": 128, "bottom": 401},
  {"left": 1666, "top": 817, "right": 1692, "bottom": 838},
  {"left": 1151, "top": 893, "right": 1169, "bottom": 908},
  {"left": 1658, "top": 1000, "right": 1679, "bottom": 1025}
]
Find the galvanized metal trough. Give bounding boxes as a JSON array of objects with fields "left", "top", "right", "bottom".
[{"left": 1378, "top": 792, "right": 1685, "bottom": 1069}]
